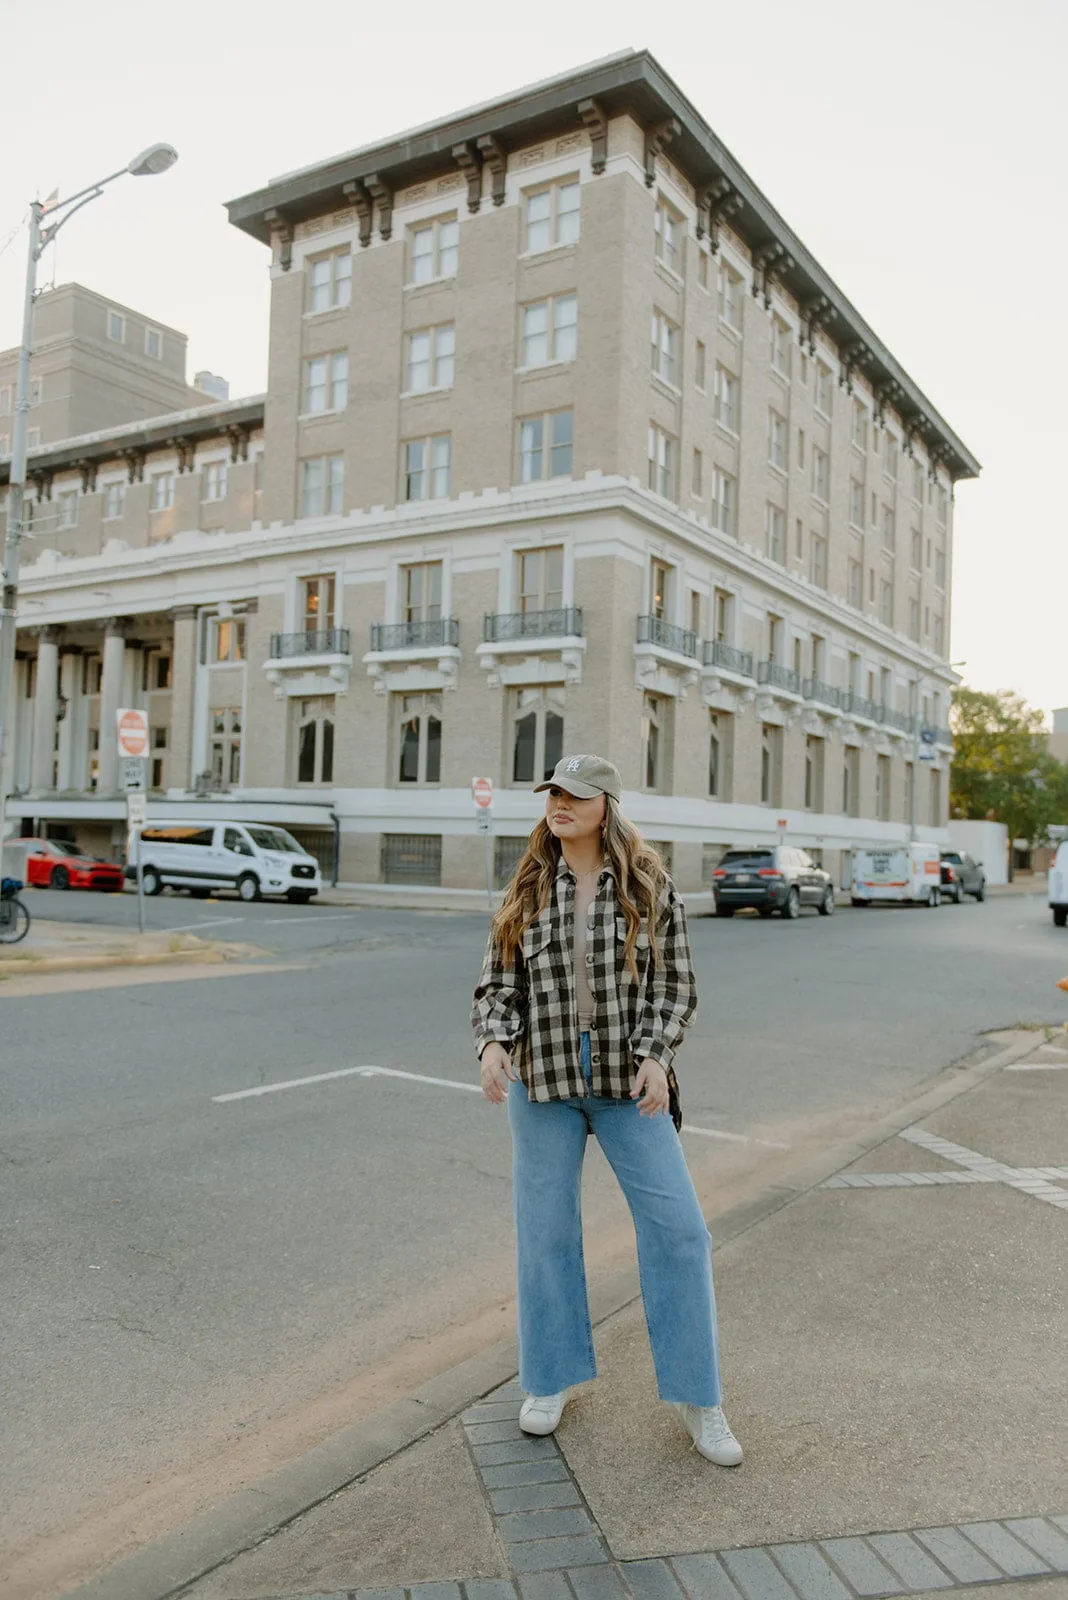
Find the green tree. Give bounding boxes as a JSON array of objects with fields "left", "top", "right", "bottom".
[{"left": 950, "top": 688, "right": 1068, "bottom": 877}]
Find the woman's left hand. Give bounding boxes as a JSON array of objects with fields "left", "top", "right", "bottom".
[{"left": 631, "top": 1058, "right": 670, "bottom": 1117}]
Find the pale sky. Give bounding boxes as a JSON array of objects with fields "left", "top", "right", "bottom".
[{"left": 2, "top": 0, "right": 1064, "bottom": 721}]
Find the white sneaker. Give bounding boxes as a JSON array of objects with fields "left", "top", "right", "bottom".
[
  {"left": 671, "top": 1402, "right": 743, "bottom": 1466},
  {"left": 519, "top": 1390, "right": 569, "bottom": 1435}
]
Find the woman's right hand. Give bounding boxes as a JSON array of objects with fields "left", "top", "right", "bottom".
[{"left": 480, "top": 1042, "right": 516, "bottom": 1103}]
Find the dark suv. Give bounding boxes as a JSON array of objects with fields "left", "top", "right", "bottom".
[
  {"left": 712, "top": 847, "right": 836, "bottom": 919},
  {"left": 940, "top": 850, "right": 986, "bottom": 903}
]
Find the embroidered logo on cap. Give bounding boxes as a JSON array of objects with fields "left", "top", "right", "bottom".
[{"left": 565, "top": 757, "right": 584, "bottom": 772}]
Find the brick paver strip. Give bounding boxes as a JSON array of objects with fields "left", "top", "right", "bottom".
[
  {"left": 1004, "top": 1517, "right": 1068, "bottom": 1568},
  {"left": 669, "top": 1553, "right": 745, "bottom": 1600},
  {"left": 481, "top": 1460, "right": 573, "bottom": 1490},
  {"left": 516, "top": 1574, "right": 573, "bottom": 1600},
  {"left": 409, "top": 1585, "right": 465, "bottom": 1600},
  {"left": 490, "top": 1482, "right": 583, "bottom": 1514},
  {"left": 506, "top": 1537, "right": 609, "bottom": 1574},
  {"left": 958, "top": 1521, "right": 1053, "bottom": 1578},
  {"left": 464, "top": 1582, "right": 521, "bottom": 1600},
  {"left": 817, "top": 1536, "right": 903, "bottom": 1595},
  {"left": 621, "top": 1557, "right": 686, "bottom": 1600},
  {"left": 564, "top": 1564, "right": 630, "bottom": 1600},
  {"left": 865, "top": 1532, "right": 954, "bottom": 1590},
  {"left": 466, "top": 1403, "right": 531, "bottom": 1424},
  {"left": 466, "top": 1421, "right": 530, "bottom": 1445},
  {"left": 913, "top": 1527, "right": 1002, "bottom": 1584},
  {"left": 719, "top": 1546, "right": 799, "bottom": 1600},
  {"left": 767, "top": 1542, "right": 852, "bottom": 1600},
  {"left": 472, "top": 1439, "right": 560, "bottom": 1467},
  {"left": 499, "top": 1508, "right": 595, "bottom": 1543}
]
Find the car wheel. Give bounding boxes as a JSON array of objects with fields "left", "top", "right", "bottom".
[
  {"left": 237, "top": 873, "right": 261, "bottom": 903},
  {"left": 818, "top": 886, "right": 835, "bottom": 916},
  {"left": 1053, "top": 906, "right": 1067, "bottom": 928},
  {"left": 975, "top": 883, "right": 986, "bottom": 902},
  {"left": 51, "top": 865, "right": 71, "bottom": 891},
  {"left": 953, "top": 882, "right": 965, "bottom": 904},
  {"left": 140, "top": 867, "right": 164, "bottom": 897},
  {"left": 782, "top": 887, "right": 801, "bottom": 919},
  {"left": 715, "top": 907, "right": 735, "bottom": 918},
  {"left": 286, "top": 889, "right": 314, "bottom": 904}
]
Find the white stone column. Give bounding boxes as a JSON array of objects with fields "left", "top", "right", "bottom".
[
  {"left": 30, "top": 627, "right": 60, "bottom": 793},
  {"left": 55, "top": 649, "right": 81, "bottom": 791},
  {"left": 97, "top": 620, "right": 127, "bottom": 794}
]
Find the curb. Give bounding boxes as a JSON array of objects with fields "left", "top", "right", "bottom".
[
  {"left": 0, "top": 947, "right": 228, "bottom": 977},
  {"left": 63, "top": 1031, "right": 1040, "bottom": 1600}
]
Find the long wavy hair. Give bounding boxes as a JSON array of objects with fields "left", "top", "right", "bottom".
[{"left": 492, "top": 794, "right": 667, "bottom": 979}]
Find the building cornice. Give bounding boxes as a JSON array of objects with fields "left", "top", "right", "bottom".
[{"left": 224, "top": 51, "right": 978, "bottom": 480}]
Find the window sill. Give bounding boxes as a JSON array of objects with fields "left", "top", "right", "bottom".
[
  {"left": 515, "top": 358, "right": 576, "bottom": 377},
  {"left": 718, "top": 318, "right": 743, "bottom": 339},
  {"left": 399, "top": 385, "right": 454, "bottom": 401},
  {"left": 770, "top": 366, "right": 791, "bottom": 387},
  {"left": 714, "top": 421, "right": 739, "bottom": 442},
  {"left": 513, "top": 472, "right": 574, "bottom": 490},
  {"left": 655, "top": 260, "right": 684, "bottom": 290},
  {"left": 404, "top": 274, "right": 458, "bottom": 293},
  {"left": 518, "top": 242, "right": 578, "bottom": 264},
  {"left": 298, "top": 408, "right": 348, "bottom": 423},
  {"left": 768, "top": 462, "right": 788, "bottom": 480},
  {"left": 302, "top": 305, "right": 350, "bottom": 321},
  {"left": 651, "top": 373, "right": 682, "bottom": 401}
]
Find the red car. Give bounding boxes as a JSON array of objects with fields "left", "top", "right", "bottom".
[{"left": 21, "top": 839, "right": 125, "bottom": 892}]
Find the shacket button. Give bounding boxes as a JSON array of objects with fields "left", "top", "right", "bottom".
[{"left": 592, "top": 1055, "right": 601, "bottom": 1065}]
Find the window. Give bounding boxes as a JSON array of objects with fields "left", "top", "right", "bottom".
[
  {"left": 881, "top": 504, "right": 896, "bottom": 551},
  {"left": 306, "top": 249, "right": 352, "bottom": 312},
  {"left": 815, "top": 362, "right": 833, "bottom": 416},
  {"left": 382, "top": 833, "right": 443, "bottom": 885},
  {"left": 879, "top": 579, "right": 894, "bottom": 627},
  {"left": 212, "top": 617, "right": 246, "bottom": 663},
  {"left": 793, "top": 636, "right": 803, "bottom": 678},
  {"left": 692, "top": 448, "right": 703, "bottom": 497},
  {"left": 714, "top": 364, "right": 738, "bottom": 430},
  {"left": 929, "top": 768, "right": 942, "bottom": 829},
  {"left": 869, "top": 567, "right": 876, "bottom": 603},
  {"left": 765, "top": 503, "right": 785, "bottom": 564},
  {"left": 650, "top": 558, "right": 672, "bottom": 621},
  {"left": 709, "top": 711, "right": 733, "bottom": 799},
  {"left": 150, "top": 726, "right": 168, "bottom": 790},
  {"left": 396, "top": 692, "right": 442, "bottom": 784},
  {"left": 525, "top": 180, "right": 580, "bottom": 252},
  {"left": 797, "top": 428, "right": 805, "bottom": 469},
  {"left": 842, "top": 746, "right": 860, "bottom": 816},
  {"left": 800, "top": 353, "right": 808, "bottom": 385},
  {"left": 29, "top": 377, "right": 43, "bottom": 406},
  {"left": 913, "top": 461, "right": 925, "bottom": 500},
  {"left": 717, "top": 263, "right": 742, "bottom": 330},
  {"left": 512, "top": 686, "right": 564, "bottom": 784},
  {"left": 26, "top": 427, "right": 40, "bottom": 449},
  {"left": 0, "top": 434, "right": 10, "bottom": 456},
  {"left": 851, "top": 399, "right": 869, "bottom": 450},
  {"left": 848, "top": 558, "right": 863, "bottom": 609},
  {"left": 875, "top": 754, "right": 891, "bottom": 821},
  {"left": 711, "top": 469, "right": 736, "bottom": 535},
  {"left": 210, "top": 708, "right": 242, "bottom": 787},
  {"left": 150, "top": 472, "right": 174, "bottom": 511},
  {"left": 142, "top": 651, "right": 172, "bottom": 691},
  {"left": 713, "top": 588, "right": 733, "bottom": 644},
  {"left": 300, "top": 454, "right": 345, "bottom": 517},
  {"left": 761, "top": 724, "right": 783, "bottom": 806},
  {"left": 849, "top": 479, "right": 864, "bottom": 528},
  {"left": 924, "top": 605, "right": 930, "bottom": 636},
  {"left": 697, "top": 249, "right": 710, "bottom": 289},
  {"left": 102, "top": 482, "right": 125, "bottom": 520},
  {"left": 908, "top": 595, "right": 921, "bottom": 641},
  {"left": 812, "top": 446, "right": 829, "bottom": 501},
  {"left": 811, "top": 534, "right": 828, "bottom": 589},
  {"left": 689, "top": 588, "right": 703, "bottom": 637},
  {"left": 301, "top": 573, "right": 336, "bottom": 635},
  {"left": 518, "top": 410, "right": 573, "bottom": 482},
  {"left": 936, "top": 485, "right": 949, "bottom": 525},
  {"left": 409, "top": 216, "right": 459, "bottom": 284},
  {"left": 766, "top": 614, "right": 782, "bottom": 664},
  {"left": 642, "top": 693, "right": 666, "bottom": 790},
  {"left": 768, "top": 408, "right": 788, "bottom": 470},
  {"left": 518, "top": 546, "right": 564, "bottom": 612},
  {"left": 494, "top": 836, "right": 529, "bottom": 889},
  {"left": 56, "top": 490, "right": 78, "bottom": 529},
  {"left": 796, "top": 517, "right": 804, "bottom": 558},
  {"left": 145, "top": 327, "right": 163, "bottom": 360},
  {"left": 885, "top": 435, "right": 899, "bottom": 477},
  {"left": 404, "top": 325, "right": 454, "bottom": 393},
  {"left": 935, "top": 548, "right": 946, "bottom": 589},
  {"left": 0, "top": 386, "right": 10, "bottom": 414},
  {"left": 402, "top": 560, "right": 443, "bottom": 623},
  {"left": 694, "top": 340, "right": 707, "bottom": 390},
  {"left": 805, "top": 736, "right": 825, "bottom": 811},
  {"left": 654, "top": 198, "right": 682, "bottom": 273},
  {"left": 83, "top": 655, "right": 103, "bottom": 695},
  {"left": 650, "top": 311, "right": 679, "bottom": 385},
  {"left": 295, "top": 696, "right": 335, "bottom": 785},
  {"left": 202, "top": 461, "right": 227, "bottom": 502},
  {"left": 303, "top": 351, "right": 349, "bottom": 412},
  {"left": 403, "top": 434, "right": 451, "bottom": 501},
  {"left": 521, "top": 294, "right": 577, "bottom": 367},
  {"left": 904, "top": 760, "right": 915, "bottom": 823},
  {"left": 911, "top": 526, "right": 923, "bottom": 570},
  {"left": 647, "top": 426, "right": 676, "bottom": 500},
  {"left": 770, "top": 317, "right": 791, "bottom": 378},
  {"left": 107, "top": 310, "right": 126, "bottom": 343}
]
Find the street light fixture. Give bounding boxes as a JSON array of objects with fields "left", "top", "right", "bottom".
[{"left": 0, "top": 144, "right": 177, "bottom": 836}]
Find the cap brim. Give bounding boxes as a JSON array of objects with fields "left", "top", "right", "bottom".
[{"left": 533, "top": 778, "right": 603, "bottom": 799}]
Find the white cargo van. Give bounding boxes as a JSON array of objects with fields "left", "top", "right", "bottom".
[
  {"left": 1051, "top": 841, "right": 1068, "bottom": 928},
  {"left": 851, "top": 842, "right": 942, "bottom": 907},
  {"left": 131, "top": 821, "right": 322, "bottom": 903}
]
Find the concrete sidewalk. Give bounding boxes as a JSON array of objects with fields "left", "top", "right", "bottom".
[
  {"left": 0, "top": 913, "right": 262, "bottom": 976},
  {"left": 70, "top": 1031, "right": 1068, "bottom": 1600}
]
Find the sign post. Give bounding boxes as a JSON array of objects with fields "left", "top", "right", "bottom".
[
  {"left": 118, "top": 711, "right": 151, "bottom": 933},
  {"left": 472, "top": 776, "right": 494, "bottom": 911},
  {"left": 126, "top": 790, "right": 147, "bottom": 933}
]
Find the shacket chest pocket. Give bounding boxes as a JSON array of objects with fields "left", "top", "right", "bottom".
[
  {"left": 615, "top": 917, "right": 652, "bottom": 989},
  {"left": 521, "top": 918, "right": 558, "bottom": 993}
]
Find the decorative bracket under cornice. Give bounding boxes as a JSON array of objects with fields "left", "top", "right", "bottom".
[
  {"left": 577, "top": 98, "right": 608, "bottom": 174},
  {"left": 75, "top": 458, "right": 97, "bottom": 494},
  {"left": 227, "top": 425, "right": 251, "bottom": 464},
  {"left": 838, "top": 340, "right": 870, "bottom": 394},
  {"left": 123, "top": 449, "right": 145, "bottom": 485},
  {"left": 342, "top": 179, "right": 374, "bottom": 248},
  {"left": 264, "top": 208, "right": 293, "bottom": 272},
  {"left": 752, "top": 241, "right": 794, "bottom": 308},
  {"left": 476, "top": 135, "right": 507, "bottom": 206},
  {"left": 927, "top": 438, "right": 951, "bottom": 481},
  {"left": 873, "top": 379, "right": 906, "bottom": 429},
  {"left": 30, "top": 469, "right": 53, "bottom": 502},
  {"left": 800, "top": 294, "right": 835, "bottom": 354},
  {"left": 644, "top": 117, "right": 681, "bottom": 187},
  {"left": 452, "top": 142, "right": 483, "bottom": 213},
  {"left": 168, "top": 437, "right": 196, "bottom": 475},
  {"left": 366, "top": 173, "right": 393, "bottom": 240},
  {"left": 696, "top": 177, "right": 743, "bottom": 254}
]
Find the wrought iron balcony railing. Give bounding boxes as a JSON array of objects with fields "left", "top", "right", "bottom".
[
  {"left": 802, "top": 677, "right": 841, "bottom": 709},
  {"left": 269, "top": 628, "right": 351, "bottom": 659},
  {"left": 841, "top": 690, "right": 878, "bottom": 721},
  {"left": 757, "top": 660, "right": 802, "bottom": 694},
  {"left": 482, "top": 607, "right": 583, "bottom": 643},
  {"left": 702, "top": 640, "right": 755, "bottom": 678},
  {"left": 883, "top": 707, "right": 915, "bottom": 735},
  {"left": 370, "top": 618, "right": 460, "bottom": 652},
  {"left": 635, "top": 615, "right": 698, "bottom": 658}
]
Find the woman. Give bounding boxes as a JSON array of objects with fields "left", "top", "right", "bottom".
[{"left": 472, "top": 753, "right": 741, "bottom": 1466}]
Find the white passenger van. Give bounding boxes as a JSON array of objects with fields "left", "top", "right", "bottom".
[
  {"left": 851, "top": 842, "right": 942, "bottom": 907},
  {"left": 1051, "top": 840, "right": 1068, "bottom": 928},
  {"left": 131, "top": 821, "right": 322, "bottom": 903}
]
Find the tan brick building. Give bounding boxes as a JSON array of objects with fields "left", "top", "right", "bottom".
[{"left": 1, "top": 51, "right": 979, "bottom": 901}]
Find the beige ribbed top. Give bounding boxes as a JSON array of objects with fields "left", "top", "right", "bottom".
[{"left": 573, "top": 870, "right": 600, "bottom": 1031}]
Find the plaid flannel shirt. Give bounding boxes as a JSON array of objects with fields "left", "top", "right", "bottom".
[{"left": 472, "top": 856, "right": 697, "bottom": 1104}]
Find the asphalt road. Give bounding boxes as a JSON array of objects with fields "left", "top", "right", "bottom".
[{"left": 2, "top": 887, "right": 1065, "bottom": 1595}]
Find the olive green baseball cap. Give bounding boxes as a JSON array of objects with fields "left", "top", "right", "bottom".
[{"left": 534, "top": 754, "right": 622, "bottom": 802}]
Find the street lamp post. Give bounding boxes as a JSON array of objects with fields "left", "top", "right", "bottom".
[{"left": 0, "top": 144, "right": 177, "bottom": 839}]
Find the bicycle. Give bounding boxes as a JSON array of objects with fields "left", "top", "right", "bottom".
[{"left": 0, "top": 877, "right": 31, "bottom": 944}]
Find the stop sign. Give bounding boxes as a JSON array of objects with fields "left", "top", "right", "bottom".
[
  {"left": 116, "top": 707, "right": 149, "bottom": 758},
  {"left": 472, "top": 776, "right": 494, "bottom": 809}
]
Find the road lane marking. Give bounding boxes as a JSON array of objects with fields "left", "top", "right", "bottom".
[
  {"left": 213, "top": 1065, "right": 390, "bottom": 1101},
  {"left": 164, "top": 917, "right": 245, "bottom": 934},
  {"left": 821, "top": 1126, "right": 1068, "bottom": 1211},
  {"left": 681, "top": 1123, "right": 789, "bottom": 1148}
]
